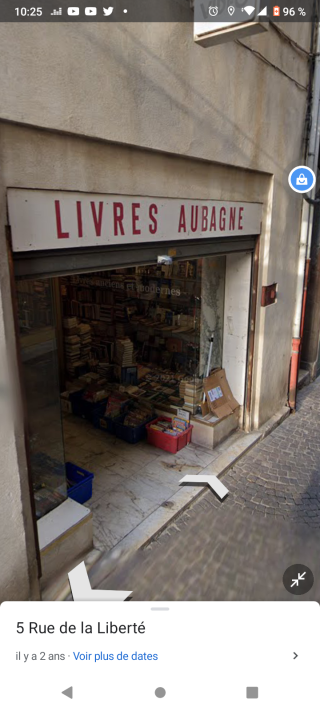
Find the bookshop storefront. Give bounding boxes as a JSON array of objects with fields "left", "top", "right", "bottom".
[{"left": 8, "top": 188, "right": 262, "bottom": 579}]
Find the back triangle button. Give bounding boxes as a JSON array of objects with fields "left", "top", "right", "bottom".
[{"left": 62, "top": 687, "right": 73, "bottom": 699}]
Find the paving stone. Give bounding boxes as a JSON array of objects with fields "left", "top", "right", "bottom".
[{"left": 98, "top": 379, "right": 320, "bottom": 601}]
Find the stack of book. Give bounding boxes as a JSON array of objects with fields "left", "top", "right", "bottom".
[
  {"left": 114, "top": 302, "right": 127, "bottom": 322},
  {"left": 123, "top": 403, "right": 154, "bottom": 428},
  {"left": 115, "top": 338, "right": 134, "bottom": 366},
  {"left": 105, "top": 392, "right": 131, "bottom": 419},
  {"left": 63, "top": 317, "right": 81, "bottom": 377},
  {"left": 99, "top": 305, "right": 113, "bottom": 323},
  {"left": 97, "top": 362, "right": 114, "bottom": 380},
  {"left": 179, "top": 378, "right": 203, "bottom": 413},
  {"left": 148, "top": 419, "right": 178, "bottom": 436},
  {"left": 63, "top": 316, "right": 78, "bottom": 335},
  {"left": 64, "top": 334, "right": 80, "bottom": 354},
  {"left": 78, "top": 322, "right": 92, "bottom": 361}
]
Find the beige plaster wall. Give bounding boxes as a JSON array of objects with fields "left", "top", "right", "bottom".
[{"left": 0, "top": 22, "right": 310, "bottom": 172}]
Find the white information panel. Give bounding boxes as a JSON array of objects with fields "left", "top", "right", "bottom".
[{"left": 0, "top": 601, "right": 319, "bottom": 710}]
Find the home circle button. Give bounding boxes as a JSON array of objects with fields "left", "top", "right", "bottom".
[{"left": 155, "top": 687, "right": 166, "bottom": 698}]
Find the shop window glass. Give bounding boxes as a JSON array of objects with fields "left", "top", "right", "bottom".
[{"left": 16, "top": 278, "right": 67, "bottom": 519}]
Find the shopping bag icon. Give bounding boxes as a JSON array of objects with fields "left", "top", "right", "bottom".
[{"left": 296, "top": 173, "right": 308, "bottom": 185}]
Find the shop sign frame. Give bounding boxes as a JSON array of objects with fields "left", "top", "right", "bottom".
[{"left": 7, "top": 189, "right": 262, "bottom": 253}]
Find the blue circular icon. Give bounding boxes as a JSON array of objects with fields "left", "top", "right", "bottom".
[{"left": 288, "top": 165, "right": 316, "bottom": 194}]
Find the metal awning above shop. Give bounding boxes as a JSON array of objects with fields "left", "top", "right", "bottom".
[{"left": 12, "top": 237, "right": 256, "bottom": 279}]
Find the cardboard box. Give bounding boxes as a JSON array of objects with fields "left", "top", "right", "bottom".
[
  {"left": 200, "top": 400, "right": 209, "bottom": 416},
  {"left": 204, "top": 369, "right": 239, "bottom": 419}
]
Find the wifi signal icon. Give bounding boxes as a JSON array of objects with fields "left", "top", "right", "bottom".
[{"left": 242, "top": 5, "right": 255, "bottom": 14}]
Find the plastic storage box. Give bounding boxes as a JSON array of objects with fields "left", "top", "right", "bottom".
[
  {"left": 66, "top": 462, "right": 94, "bottom": 504},
  {"left": 96, "top": 413, "right": 123, "bottom": 435},
  {"left": 81, "top": 398, "right": 108, "bottom": 424},
  {"left": 146, "top": 417, "right": 193, "bottom": 454},
  {"left": 115, "top": 414, "right": 155, "bottom": 444}
]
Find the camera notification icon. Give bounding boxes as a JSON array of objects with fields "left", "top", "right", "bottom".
[{"left": 288, "top": 165, "right": 316, "bottom": 194}]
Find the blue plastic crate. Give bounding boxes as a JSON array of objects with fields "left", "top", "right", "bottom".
[
  {"left": 93, "top": 396, "right": 133, "bottom": 430},
  {"left": 115, "top": 415, "right": 155, "bottom": 444},
  {"left": 81, "top": 398, "right": 108, "bottom": 423},
  {"left": 66, "top": 462, "right": 94, "bottom": 504},
  {"left": 94, "top": 413, "right": 124, "bottom": 434}
]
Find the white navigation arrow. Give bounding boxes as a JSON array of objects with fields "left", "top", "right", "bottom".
[
  {"left": 179, "top": 474, "right": 229, "bottom": 500},
  {"left": 68, "top": 561, "right": 132, "bottom": 601}
]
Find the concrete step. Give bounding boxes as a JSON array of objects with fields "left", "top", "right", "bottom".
[{"left": 298, "top": 368, "right": 310, "bottom": 390}]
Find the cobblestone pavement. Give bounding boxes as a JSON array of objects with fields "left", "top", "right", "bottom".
[{"left": 99, "top": 379, "right": 320, "bottom": 601}]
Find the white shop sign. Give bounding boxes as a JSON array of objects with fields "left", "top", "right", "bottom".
[{"left": 7, "top": 189, "right": 262, "bottom": 253}]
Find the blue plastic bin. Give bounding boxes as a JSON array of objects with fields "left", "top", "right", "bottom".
[
  {"left": 115, "top": 415, "right": 155, "bottom": 444},
  {"left": 66, "top": 462, "right": 94, "bottom": 504},
  {"left": 81, "top": 398, "right": 108, "bottom": 423},
  {"left": 93, "top": 397, "right": 133, "bottom": 430},
  {"left": 95, "top": 413, "right": 124, "bottom": 434}
]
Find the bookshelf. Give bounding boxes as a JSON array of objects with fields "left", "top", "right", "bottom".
[{"left": 60, "top": 261, "right": 202, "bottom": 384}]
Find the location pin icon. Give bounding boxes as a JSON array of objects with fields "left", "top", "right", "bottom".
[{"left": 228, "top": 6, "right": 235, "bottom": 14}]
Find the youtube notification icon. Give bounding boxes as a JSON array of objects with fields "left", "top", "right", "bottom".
[
  {"left": 85, "top": 7, "right": 97, "bottom": 14},
  {"left": 67, "top": 7, "right": 79, "bottom": 15}
]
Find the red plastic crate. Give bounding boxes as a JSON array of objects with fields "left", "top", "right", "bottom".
[{"left": 146, "top": 417, "right": 193, "bottom": 454}]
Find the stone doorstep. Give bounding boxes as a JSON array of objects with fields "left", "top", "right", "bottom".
[
  {"left": 38, "top": 499, "right": 94, "bottom": 592},
  {"left": 298, "top": 369, "right": 310, "bottom": 390},
  {"left": 44, "top": 406, "right": 290, "bottom": 600}
]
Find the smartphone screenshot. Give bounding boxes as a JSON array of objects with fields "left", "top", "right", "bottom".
[{"left": 0, "top": 0, "right": 319, "bottom": 708}]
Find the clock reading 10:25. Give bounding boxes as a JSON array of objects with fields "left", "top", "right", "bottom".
[{"left": 15, "top": 7, "right": 43, "bottom": 15}]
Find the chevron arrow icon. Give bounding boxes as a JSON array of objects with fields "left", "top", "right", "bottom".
[
  {"left": 68, "top": 562, "right": 132, "bottom": 602},
  {"left": 179, "top": 474, "right": 229, "bottom": 500}
]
